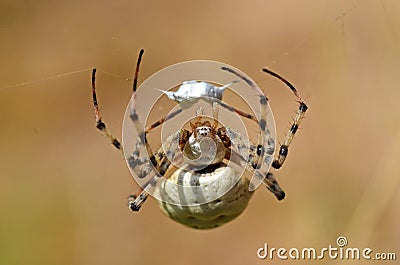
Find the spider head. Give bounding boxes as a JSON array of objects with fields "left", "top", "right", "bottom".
[
  {"left": 190, "top": 120, "right": 215, "bottom": 138},
  {"left": 182, "top": 117, "right": 226, "bottom": 168}
]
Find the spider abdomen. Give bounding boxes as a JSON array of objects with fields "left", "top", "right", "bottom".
[{"left": 156, "top": 164, "right": 253, "bottom": 229}]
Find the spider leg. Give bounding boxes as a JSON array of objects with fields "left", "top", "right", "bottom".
[
  {"left": 128, "top": 51, "right": 189, "bottom": 209},
  {"left": 91, "top": 69, "right": 123, "bottom": 153},
  {"left": 128, "top": 49, "right": 161, "bottom": 169},
  {"left": 126, "top": 143, "right": 161, "bottom": 211},
  {"left": 262, "top": 68, "right": 309, "bottom": 169},
  {"left": 91, "top": 49, "right": 149, "bottom": 210},
  {"left": 91, "top": 49, "right": 184, "bottom": 211},
  {"left": 218, "top": 100, "right": 268, "bottom": 171},
  {"left": 126, "top": 49, "right": 161, "bottom": 210},
  {"left": 220, "top": 66, "right": 266, "bottom": 122},
  {"left": 127, "top": 145, "right": 165, "bottom": 211},
  {"left": 226, "top": 147, "right": 285, "bottom": 200},
  {"left": 132, "top": 49, "right": 144, "bottom": 93},
  {"left": 210, "top": 101, "right": 220, "bottom": 130},
  {"left": 144, "top": 109, "right": 183, "bottom": 133},
  {"left": 90, "top": 49, "right": 145, "bottom": 151},
  {"left": 223, "top": 127, "right": 282, "bottom": 197},
  {"left": 127, "top": 131, "right": 181, "bottom": 211},
  {"left": 264, "top": 172, "right": 285, "bottom": 200},
  {"left": 91, "top": 63, "right": 149, "bottom": 210},
  {"left": 127, "top": 157, "right": 169, "bottom": 211},
  {"left": 130, "top": 49, "right": 185, "bottom": 139},
  {"left": 220, "top": 66, "right": 269, "bottom": 170},
  {"left": 218, "top": 101, "right": 258, "bottom": 122}
]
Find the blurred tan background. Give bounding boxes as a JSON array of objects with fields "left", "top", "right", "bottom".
[{"left": 1, "top": 1, "right": 399, "bottom": 264}]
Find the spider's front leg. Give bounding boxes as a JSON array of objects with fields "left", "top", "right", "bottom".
[
  {"left": 271, "top": 101, "right": 308, "bottom": 169},
  {"left": 262, "top": 68, "right": 309, "bottom": 170},
  {"left": 91, "top": 65, "right": 156, "bottom": 211},
  {"left": 221, "top": 67, "right": 267, "bottom": 160},
  {"left": 91, "top": 69, "right": 123, "bottom": 153}
]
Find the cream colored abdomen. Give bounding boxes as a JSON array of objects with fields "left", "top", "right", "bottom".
[{"left": 155, "top": 165, "right": 253, "bottom": 229}]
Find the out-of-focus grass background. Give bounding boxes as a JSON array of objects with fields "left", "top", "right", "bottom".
[{"left": 1, "top": 1, "right": 399, "bottom": 264}]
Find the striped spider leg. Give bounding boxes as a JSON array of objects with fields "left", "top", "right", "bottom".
[
  {"left": 217, "top": 86, "right": 283, "bottom": 199},
  {"left": 126, "top": 51, "right": 189, "bottom": 211},
  {"left": 222, "top": 66, "right": 309, "bottom": 178},
  {"left": 91, "top": 69, "right": 123, "bottom": 152},
  {"left": 90, "top": 49, "right": 146, "bottom": 156},
  {"left": 91, "top": 66, "right": 151, "bottom": 209},
  {"left": 262, "top": 68, "right": 309, "bottom": 169},
  {"left": 223, "top": 127, "right": 285, "bottom": 200},
  {"left": 127, "top": 130, "right": 182, "bottom": 211},
  {"left": 90, "top": 49, "right": 182, "bottom": 211},
  {"left": 220, "top": 66, "right": 271, "bottom": 190}
]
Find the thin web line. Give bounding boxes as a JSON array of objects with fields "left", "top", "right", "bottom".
[
  {"left": 334, "top": 0, "right": 363, "bottom": 22},
  {"left": 0, "top": 68, "right": 133, "bottom": 91},
  {"left": 0, "top": 68, "right": 92, "bottom": 91}
]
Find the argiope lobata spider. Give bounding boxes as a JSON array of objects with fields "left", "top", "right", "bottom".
[{"left": 91, "top": 49, "right": 308, "bottom": 229}]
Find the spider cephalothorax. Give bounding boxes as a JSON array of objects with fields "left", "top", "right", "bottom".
[
  {"left": 90, "top": 49, "right": 308, "bottom": 229},
  {"left": 181, "top": 118, "right": 227, "bottom": 167}
]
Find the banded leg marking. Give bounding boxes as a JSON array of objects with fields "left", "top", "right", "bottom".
[
  {"left": 91, "top": 69, "right": 123, "bottom": 153},
  {"left": 262, "top": 68, "right": 309, "bottom": 169}
]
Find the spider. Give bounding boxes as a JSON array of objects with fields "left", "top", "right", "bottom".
[{"left": 91, "top": 49, "right": 308, "bottom": 229}]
